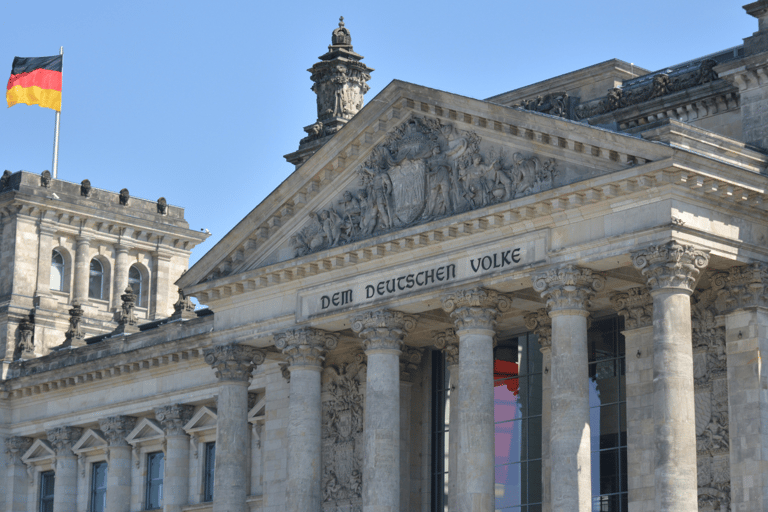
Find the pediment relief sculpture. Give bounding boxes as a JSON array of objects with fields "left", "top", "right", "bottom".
[{"left": 293, "top": 116, "right": 557, "bottom": 257}]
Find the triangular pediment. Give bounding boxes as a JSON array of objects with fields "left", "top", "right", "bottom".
[
  {"left": 183, "top": 406, "right": 217, "bottom": 433},
  {"left": 22, "top": 439, "right": 55, "bottom": 464},
  {"left": 179, "top": 80, "right": 674, "bottom": 300},
  {"left": 125, "top": 418, "right": 165, "bottom": 445},
  {"left": 72, "top": 429, "right": 108, "bottom": 454}
]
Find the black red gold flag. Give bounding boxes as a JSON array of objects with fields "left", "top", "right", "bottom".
[{"left": 6, "top": 55, "right": 63, "bottom": 111}]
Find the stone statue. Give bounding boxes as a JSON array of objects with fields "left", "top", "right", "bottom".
[
  {"left": 60, "top": 301, "right": 86, "bottom": 349},
  {"left": 40, "top": 170, "right": 51, "bottom": 188},
  {"left": 114, "top": 285, "right": 139, "bottom": 334},
  {"left": 17, "top": 313, "right": 35, "bottom": 359},
  {"left": 0, "top": 170, "right": 12, "bottom": 191},
  {"left": 339, "top": 191, "right": 361, "bottom": 237},
  {"left": 81, "top": 179, "right": 92, "bottom": 197},
  {"left": 119, "top": 188, "right": 130, "bottom": 206},
  {"left": 157, "top": 197, "right": 168, "bottom": 215},
  {"left": 171, "top": 289, "right": 196, "bottom": 320}
]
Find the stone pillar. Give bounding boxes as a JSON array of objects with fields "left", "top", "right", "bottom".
[
  {"left": 712, "top": 263, "right": 768, "bottom": 510},
  {"left": 4, "top": 436, "right": 32, "bottom": 512},
  {"left": 524, "top": 310, "right": 552, "bottom": 512},
  {"left": 610, "top": 288, "right": 656, "bottom": 511},
  {"left": 273, "top": 328, "right": 338, "bottom": 512},
  {"left": 532, "top": 265, "right": 604, "bottom": 512},
  {"left": 351, "top": 309, "right": 417, "bottom": 512},
  {"left": 156, "top": 405, "right": 195, "bottom": 512},
  {"left": 47, "top": 426, "right": 83, "bottom": 512},
  {"left": 632, "top": 242, "right": 709, "bottom": 511},
  {"left": 441, "top": 288, "right": 509, "bottom": 512},
  {"left": 433, "top": 328, "right": 459, "bottom": 512},
  {"left": 73, "top": 235, "right": 91, "bottom": 304},
  {"left": 35, "top": 221, "right": 57, "bottom": 296},
  {"left": 204, "top": 344, "right": 265, "bottom": 512},
  {"left": 112, "top": 244, "right": 132, "bottom": 310},
  {"left": 399, "top": 346, "right": 424, "bottom": 511},
  {"left": 99, "top": 415, "right": 136, "bottom": 512},
  {"left": 152, "top": 249, "right": 173, "bottom": 319}
]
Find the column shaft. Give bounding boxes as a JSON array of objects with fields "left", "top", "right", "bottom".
[
  {"left": 152, "top": 250, "right": 172, "bottom": 319},
  {"left": 447, "top": 362, "right": 459, "bottom": 512},
  {"left": 549, "top": 312, "right": 590, "bottom": 512},
  {"left": 73, "top": 236, "right": 91, "bottom": 303},
  {"left": 214, "top": 382, "right": 249, "bottom": 512},
  {"left": 105, "top": 445, "right": 132, "bottom": 512},
  {"left": 35, "top": 225, "right": 56, "bottom": 296},
  {"left": 53, "top": 453, "right": 78, "bottom": 512},
  {"left": 652, "top": 290, "right": 697, "bottom": 509},
  {"left": 287, "top": 366, "right": 323, "bottom": 511},
  {"left": 164, "top": 435, "right": 190, "bottom": 512},
  {"left": 4, "top": 437, "right": 32, "bottom": 512},
  {"left": 112, "top": 245, "right": 130, "bottom": 310}
]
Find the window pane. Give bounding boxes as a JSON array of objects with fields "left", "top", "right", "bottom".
[
  {"left": 129, "top": 266, "right": 142, "bottom": 306},
  {"left": 495, "top": 462, "right": 522, "bottom": 508},
  {"left": 40, "top": 471, "right": 55, "bottom": 512},
  {"left": 89, "top": 259, "right": 103, "bottom": 299},
  {"left": 91, "top": 462, "right": 108, "bottom": 512},
  {"left": 50, "top": 264, "right": 63, "bottom": 291},
  {"left": 146, "top": 452, "right": 164, "bottom": 509},
  {"left": 495, "top": 420, "right": 523, "bottom": 466},
  {"left": 204, "top": 442, "right": 215, "bottom": 502}
]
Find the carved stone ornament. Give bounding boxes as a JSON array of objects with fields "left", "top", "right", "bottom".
[
  {"left": 119, "top": 188, "right": 130, "bottom": 206},
  {"left": 157, "top": 197, "right": 168, "bottom": 215},
  {"left": 98, "top": 416, "right": 137, "bottom": 446},
  {"left": 155, "top": 404, "right": 195, "bottom": 436},
  {"left": 80, "top": 179, "right": 91, "bottom": 197},
  {"left": 532, "top": 265, "right": 605, "bottom": 313},
  {"left": 632, "top": 241, "right": 709, "bottom": 294},
  {"left": 442, "top": 287, "right": 511, "bottom": 332},
  {"left": 40, "top": 170, "right": 51, "bottom": 188},
  {"left": 60, "top": 300, "right": 86, "bottom": 348},
  {"left": 293, "top": 116, "right": 557, "bottom": 257},
  {"left": 433, "top": 328, "right": 459, "bottom": 366},
  {"left": 712, "top": 262, "right": 768, "bottom": 313},
  {"left": 399, "top": 346, "right": 425, "bottom": 382},
  {"left": 350, "top": 309, "right": 417, "bottom": 352},
  {"left": 17, "top": 312, "right": 35, "bottom": 360},
  {"left": 204, "top": 344, "right": 266, "bottom": 383},
  {"left": 171, "top": 289, "right": 196, "bottom": 320},
  {"left": 575, "top": 59, "right": 720, "bottom": 120},
  {"left": 322, "top": 356, "right": 366, "bottom": 511},
  {"left": 4, "top": 436, "right": 33, "bottom": 465},
  {"left": 610, "top": 287, "right": 653, "bottom": 329},
  {"left": 0, "top": 170, "right": 12, "bottom": 191},
  {"left": 273, "top": 327, "right": 338, "bottom": 368},
  {"left": 114, "top": 285, "right": 139, "bottom": 334},
  {"left": 523, "top": 309, "right": 552, "bottom": 349},
  {"left": 46, "top": 426, "right": 83, "bottom": 455},
  {"left": 513, "top": 92, "right": 572, "bottom": 118}
]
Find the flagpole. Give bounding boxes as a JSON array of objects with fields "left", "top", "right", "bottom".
[{"left": 52, "top": 46, "right": 63, "bottom": 179}]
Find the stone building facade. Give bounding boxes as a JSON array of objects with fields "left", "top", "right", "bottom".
[{"left": 4, "top": 3, "right": 768, "bottom": 512}]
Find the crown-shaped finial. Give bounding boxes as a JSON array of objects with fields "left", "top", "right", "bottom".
[
  {"left": 332, "top": 16, "right": 351, "bottom": 46},
  {"left": 339, "top": 16, "right": 344, "bottom": 28}
]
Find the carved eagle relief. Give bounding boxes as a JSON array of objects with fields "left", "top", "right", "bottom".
[{"left": 293, "top": 116, "right": 558, "bottom": 257}]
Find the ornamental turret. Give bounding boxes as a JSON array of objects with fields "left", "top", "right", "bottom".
[{"left": 285, "top": 17, "right": 374, "bottom": 167}]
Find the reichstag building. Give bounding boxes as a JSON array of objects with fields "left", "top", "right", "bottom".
[{"left": 4, "top": 2, "right": 768, "bottom": 512}]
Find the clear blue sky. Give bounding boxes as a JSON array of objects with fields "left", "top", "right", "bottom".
[{"left": 1, "top": 0, "right": 755, "bottom": 266}]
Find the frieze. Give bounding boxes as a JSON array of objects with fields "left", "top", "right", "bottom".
[
  {"left": 293, "top": 116, "right": 557, "bottom": 257},
  {"left": 513, "top": 92, "right": 573, "bottom": 119}
]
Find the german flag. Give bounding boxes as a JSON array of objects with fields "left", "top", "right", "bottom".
[{"left": 6, "top": 55, "right": 62, "bottom": 111}]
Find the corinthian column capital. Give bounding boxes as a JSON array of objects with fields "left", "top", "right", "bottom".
[
  {"left": 46, "top": 426, "right": 83, "bottom": 455},
  {"left": 98, "top": 416, "right": 137, "bottom": 446},
  {"left": 441, "top": 287, "right": 510, "bottom": 332},
  {"left": 524, "top": 309, "right": 552, "bottom": 349},
  {"left": 204, "top": 344, "right": 266, "bottom": 383},
  {"left": 274, "top": 328, "right": 338, "bottom": 368},
  {"left": 712, "top": 262, "right": 768, "bottom": 312},
  {"left": 155, "top": 404, "right": 195, "bottom": 436},
  {"left": 4, "top": 436, "right": 33, "bottom": 465},
  {"left": 433, "top": 328, "right": 460, "bottom": 366},
  {"left": 632, "top": 241, "right": 709, "bottom": 294},
  {"left": 610, "top": 287, "right": 653, "bottom": 329},
  {"left": 351, "top": 309, "right": 417, "bottom": 353},
  {"left": 532, "top": 265, "right": 604, "bottom": 314}
]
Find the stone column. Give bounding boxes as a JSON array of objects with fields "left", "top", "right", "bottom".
[
  {"left": 711, "top": 263, "right": 768, "bottom": 510},
  {"left": 524, "top": 310, "right": 552, "bottom": 512},
  {"left": 112, "top": 244, "right": 132, "bottom": 310},
  {"left": 151, "top": 249, "right": 173, "bottom": 319},
  {"left": 4, "top": 436, "right": 32, "bottom": 512},
  {"left": 399, "top": 346, "right": 424, "bottom": 511},
  {"left": 73, "top": 235, "right": 92, "bottom": 304},
  {"left": 47, "top": 426, "right": 83, "bottom": 512},
  {"left": 34, "top": 221, "right": 57, "bottom": 296},
  {"left": 433, "top": 328, "right": 459, "bottom": 512},
  {"left": 610, "top": 288, "right": 656, "bottom": 511},
  {"left": 532, "top": 265, "right": 604, "bottom": 512},
  {"left": 441, "top": 288, "right": 509, "bottom": 512},
  {"left": 155, "top": 405, "right": 195, "bottom": 512},
  {"left": 632, "top": 242, "right": 709, "bottom": 511},
  {"left": 204, "top": 344, "right": 265, "bottom": 512},
  {"left": 99, "top": 415, "right": 136, "bottom": 512},
  {"left": 273, "top": 328, "right": 338, "bottom": 512},
  {"left": 351, "top": 309, "right": 417, "bottom": 512}
]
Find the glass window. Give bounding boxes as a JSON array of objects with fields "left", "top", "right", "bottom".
[
  {"left": 39, "top": 470, "right": 55, "bottom": 512},
  {"left": 89, "top": 259, "right": 103, "bottom": 299},
  {"left": 145, "top": 452, "right": 164, "bottom": 510},
  {"left": 51, "top": 250, "right": 64, "bottom": 291},
  {"left": 430, "top": 351, "right": 450, "bottom": 511},
  {"left": 588, "top": 317, "right": 628, "bottom": 512},
  {"left": 494, "top": 332, "right": 543, "bottom": 512},
  {"left": 203, "top": 442, "right": 215, "bottom": 502},
  {"left": 90, "top": 461, "right": 108, "bottom": 512},
  {"left": 129, "top": 265, "right": 143, "bottom": 307}
]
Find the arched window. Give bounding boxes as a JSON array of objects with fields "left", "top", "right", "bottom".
[
  {"left": 89, "top": 259, "right": 104, "bottom": 299},
  {"left": 129, "top": 265, "right": 143, "bottom": 306},
  {"left": 50, "top": 250, "right": 65, "bottom": 291}
]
